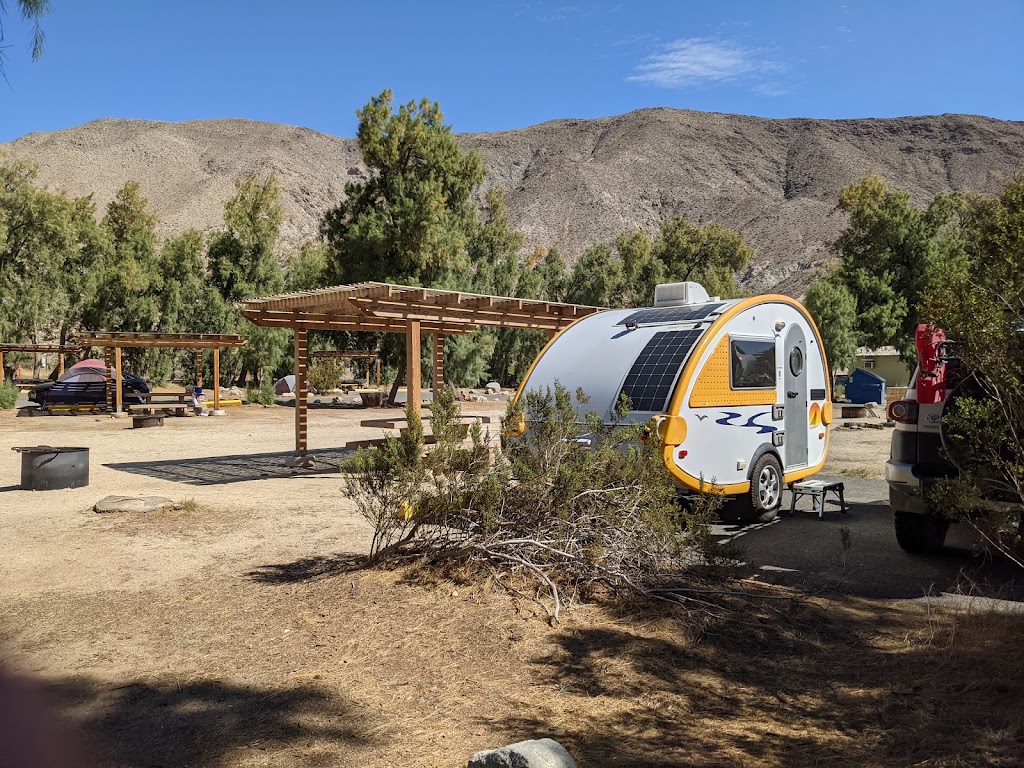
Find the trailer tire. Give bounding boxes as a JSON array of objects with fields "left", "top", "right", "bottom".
[{"left": 719, "top": 454, "right": 783, "bottom": 524}]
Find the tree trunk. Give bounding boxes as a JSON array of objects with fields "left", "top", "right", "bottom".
[
  {"left": 388, "top": 358, "right": 406, "bottom": 407},
  {"left": 235, "top": 363, "right": 251, "bottom": 389}
]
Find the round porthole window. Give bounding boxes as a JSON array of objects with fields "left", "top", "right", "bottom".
[{"left": 789, "top": 347, "right": 804, "bottom": 376}]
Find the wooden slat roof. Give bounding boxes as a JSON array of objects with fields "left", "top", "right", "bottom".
[
  {"left": 311, "top": 351, "right": 379, "bottom": 358},
  {"left": 75, "top": 332, "right": 246, "bottom": 349},
  {"left": 239, "top": 282, "right": 602, "bottom": 332},
  {"left": 0, "top": 344, "right": 83, "bottom": 353}
]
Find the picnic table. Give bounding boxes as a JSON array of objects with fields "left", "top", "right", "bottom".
[
  {"left": 347, "top": 414, "right": 496, "bottom": 451},
  {"left": 125, "top": 392, "right": 191, "bottom": 416},
  {"left": 358, "top": 415, "right": 495, "bottom": 429}
]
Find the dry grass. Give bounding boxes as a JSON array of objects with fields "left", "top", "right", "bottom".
[
  {"left": 4, "top": 555, "right": 1024, "bottom": 768},
  {"left": 841, "top": 467, "right": 877, "bottom": 478}
]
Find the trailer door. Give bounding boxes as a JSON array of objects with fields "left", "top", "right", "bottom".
[{"left": 784, "top": 325, "right": 808, "bottom": 468}]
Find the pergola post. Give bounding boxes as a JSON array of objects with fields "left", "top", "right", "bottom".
[
  {"left": 406, "top": 320, "right": 421, "bottom": 410},
  {"left": 432, "top": 333, "right": 445, "bottom": 399},
  {"left": 195, "top": 349, "right": 204, "bottom": 387},
  {"left": 114, "top": 347, "right": 123, "bottom": 413},
  {"left": 294, "top": 327, "right": 308, "bottom": 456},
  {"left": 548, "top": 328, "right": 559, "bottom": 341},
  {"left": 0, "top": 350, "right": 4, "bottom": 382},
  {"left": 213, "top": 347, "right": 221, "bottom": 411},
  {"left": 58, "top": 353, "right": 65, "bottom": 376},
  {"left": 365, "top": 356, "right": 371, "bottom": 387},
  {"left": 104, "top": 348, "right": 113, "bottom": 410},
  {"left": 375, "top": 357, "right": 381, "bottom": 388}
]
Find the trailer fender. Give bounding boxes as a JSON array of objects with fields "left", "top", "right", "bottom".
[{"left": 747, "top": 443, "right": 782, "bottom": 481}]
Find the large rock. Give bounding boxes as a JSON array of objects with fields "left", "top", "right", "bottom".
[
  {"left": 94, "top": 495, "right": 174, "bottom": 514},
  {"left": 485, "top": 381, "right": 502, "bottom": 394},
  {"left": 467, "top": 738, "right": 577, "bottom": 768}
]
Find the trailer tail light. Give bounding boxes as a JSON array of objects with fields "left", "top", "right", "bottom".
[
  {"left": 505, "top": 411, "right": 526, "bottom": 437},
  {"left": 888, "top": 399, "right": 918, "bottom": 424}
]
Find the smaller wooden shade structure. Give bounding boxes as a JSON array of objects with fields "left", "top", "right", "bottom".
[
  {"left": 74, "top": 332, "right": 246, "bottom": 412},
  {"left": 0, "top": 344, "right": 83, "bottom": 380},
  {"left": 310, "top": 350, "right": 382, "bottom": 388},
  {"left": 240, "top": 282, "right": 602, "bottom": 457}
]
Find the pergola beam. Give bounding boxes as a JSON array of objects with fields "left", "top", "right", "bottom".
[
  {"left": 0, "top": 344, "right": 83, "bottom": 381},
  {"left": 76, "top": 332, "right": 245, "bottom": 350},
  {"left": 242, "top": 310, "right": 471, "bottom": 335}
]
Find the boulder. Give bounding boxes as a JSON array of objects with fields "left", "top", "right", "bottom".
[
  {"left": 467, "top": 738, "right": 577, "bottom": 768},
  {"left": 94, "top": 495, "right": 174, "bottom": 514},
  {"left": 485, "top": 381, "right": 502, "bottom": 394}
]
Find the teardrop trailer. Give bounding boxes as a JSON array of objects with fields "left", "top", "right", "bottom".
[{"left": 509, "top": 282, "right": 833, "bottom": 522}]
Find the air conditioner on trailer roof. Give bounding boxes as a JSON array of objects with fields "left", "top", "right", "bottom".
[{"left": 653, "top": 281, "right": 717, "bottom": 307}]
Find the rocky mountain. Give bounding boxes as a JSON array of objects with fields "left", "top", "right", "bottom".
[{"left": 5, "top": 109, "right": 1023, "bottom": 295}]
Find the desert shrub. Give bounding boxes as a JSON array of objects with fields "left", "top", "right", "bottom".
[
  {"left": 0, "top": 382, "right": 18, "bottom": 410},
  {"left": 342, "top": 383, "right": 731, "bottom": 620},
  {"left": 246, "top": 383, "right": 276, "bottom": 406},
  {"left": 307, "top": 359, "right": 345, "bottom": 393}
]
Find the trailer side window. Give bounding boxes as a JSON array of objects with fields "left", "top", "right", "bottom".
[{"left": 731, "top": 339, "right": 776, "bottom": 389}]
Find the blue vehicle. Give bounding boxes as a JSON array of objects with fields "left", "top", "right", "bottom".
[{"left": 29, "top": 362, "right": 150, "bottom": 406}]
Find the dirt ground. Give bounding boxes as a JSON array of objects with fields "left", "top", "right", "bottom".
[{"left": 3, "top": 405, "right": 1023, "bottom": 768}]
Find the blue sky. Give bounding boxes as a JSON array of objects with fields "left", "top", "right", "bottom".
[{"left": 2, "top": 1, "right": 1022, "bottom": 143}]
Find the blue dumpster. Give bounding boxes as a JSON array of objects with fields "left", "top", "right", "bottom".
[{"left": 845, "top": 367, "right": 886, "bottom": 404}]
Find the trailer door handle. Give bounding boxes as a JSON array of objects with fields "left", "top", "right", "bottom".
[{"left": 786, "top": 391, "right": 798, "bottom": 399}]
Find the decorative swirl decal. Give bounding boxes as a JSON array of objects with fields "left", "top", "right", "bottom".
[
  {"left": 742, "top": 412, "right": 777, "bottom": 434},
  {"left": 714, "top": 411, "right": 777, "bottom": 434}
]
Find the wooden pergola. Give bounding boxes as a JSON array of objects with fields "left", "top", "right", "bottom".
[
  {"left": 75, "top": 332, "right": 246, "bottom": 413},
  {"left": 0, "top": 344, "right": 83, "bottom": 380},
  {"left": 240, "top": 282, "right": 602, "bottom": 457},
  {"left": 310, "top": 350, "right": 382, "bottom": 388}
]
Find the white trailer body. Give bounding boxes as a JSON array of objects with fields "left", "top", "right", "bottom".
[{"left": 513, "top": 285, "right": 833, "bottom": 520}]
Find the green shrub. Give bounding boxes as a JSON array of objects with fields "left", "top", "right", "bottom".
[
  {"left": 307, "top": 359, "right": 346, "bottom": 393},
  {"left": 342, "top": 383, "right": 731, "bottom": 621},
  {"left": 246, "top": 383, "right": 277, "bottom": 406},
  {"left": 0, "top": 382, "right": 18, "bottom": 410}
]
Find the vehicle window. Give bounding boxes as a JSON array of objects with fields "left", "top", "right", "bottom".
[
  {"left": 789, "top": 346, "right": 804, "bottom": 376},
  {"left": 731, "top": 338, "right": 776, "bottom": 389}
]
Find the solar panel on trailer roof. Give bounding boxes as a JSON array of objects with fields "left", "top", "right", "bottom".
[
  {"left": 617, "top": 302, "right": 725, "bottom": 327},
  {"left": 618, "top": 328, "right": 704, "bottom": 412}
]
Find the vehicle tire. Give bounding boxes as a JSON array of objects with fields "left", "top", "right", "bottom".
[
  {"left": 719, "top": 453, "right": 783, "bottom": 524},
  {"left": 893, "top": 510, "right": 949, "bottom": 554}
]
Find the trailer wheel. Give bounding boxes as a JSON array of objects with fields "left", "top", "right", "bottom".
[
  {"left": 749, "top": 453, "right": 783, "bottom": 521},
  {"left": 719, "top": 453, "right": 783, "bottom": 524}
]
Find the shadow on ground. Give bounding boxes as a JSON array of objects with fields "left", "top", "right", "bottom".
[
  {"left": 722, "top": 491, "right": 1024, "bottom": 602},
  {"left": 105, "top": 449, "right": 352, "bottom": 485},
  {"left": 10, "top": 674, "right": 369, "bottom": 767},
  {"left": 488, "top": 598, "right": 1024, "bottom": 767},
  {"left": 248, "top": 553, "right": 368, "bottom": 584}
]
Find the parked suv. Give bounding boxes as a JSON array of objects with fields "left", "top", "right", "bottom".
[{"left": 885, "top": 326, "right": 960, "bottom": 553}]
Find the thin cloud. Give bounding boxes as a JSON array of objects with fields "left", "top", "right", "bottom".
[
  {"left": 628, "top": 37, "right": 783, "bottom": 91},
  {"left": 753, "top": 82, "right": 789, "bottom": 97}
]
